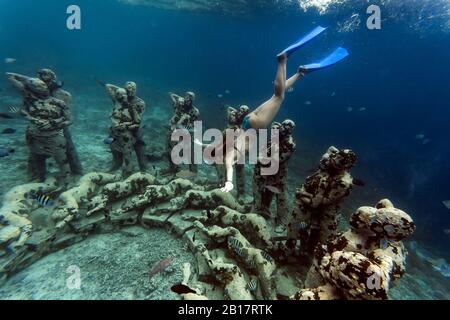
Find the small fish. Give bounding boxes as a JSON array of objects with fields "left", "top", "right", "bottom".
[
  {"left": 331, "top": 91, "right": 336, "bottom": 97},
  {"left": 247, "top": 279, "right": 258, "bottom": 293},
  {"left": 103, "top": 137, "right": 114, "bottom": 145},
  {"left": 228, "top": 237, "right": 245, "bottom": 257},
  {"left": 0, "top": 148, "right": 15, "bottom": 158},
  {"left": 4, "top": 58, "right": 17, "bottom": 64},
  {"left": 176, "top": 170, "right": 197, "bottom": 180},
  {"left": 34, "top": 194, "right": 54, "bottom": 206},
  {"left": 415, "top": 134, "right": 425, "bottom": 140},
  {"left": 225, "top": 90, "right": 231, "bottom": 94},
  {"left": 2, "top": 128, "right": 16, "bottom": 135},
  {"left": 347, "top": 107, "right": 353, "bottom": 113},
  {"left": 9, "top": 106, "right": 20, "bottom": 113},
  {"left": 217, "top": 94, "right": 223, "bottom": 99},
  {"left": 304, "top": 101, "right": 312, "bottom": 106},
  {"left": 286, "top": 87, "right": 294, "bottom": 93},
  {"left": 443, "top": 229, "right": 450, "bottom": 235},
  {"left": 298, "top": 221, "right": 308, "bottom": 231},
  {"left": 442, "top": 200, "right": 450, "bottom": 210},
  {"left": 352, "top": 178, "right": 366, "bottom": 187},
  {"left": 148, "top": 256, "right": 174, "bottom": 279},
  {"left": 95, "top": 78, "right": 106, "bottom": 87},
  {"left": 422, "top": 138, "right": 430, "bottom": 145},
  {"left": 359, "top": 107, "right": 367, "bottom": 112},
  {"left": 171, "top": 283, "right": 197, "bottom": 295},
  {"left": 265, "top": 185, "right": 281, "bottom": 194}
]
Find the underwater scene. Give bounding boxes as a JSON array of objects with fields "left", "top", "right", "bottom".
[{"left": 0, "top": 0, "right": 449, "bottom": 301}]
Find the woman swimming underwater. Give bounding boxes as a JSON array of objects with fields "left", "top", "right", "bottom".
[{"left": 199, "top": 26, "right": 349, "bottom": 193}]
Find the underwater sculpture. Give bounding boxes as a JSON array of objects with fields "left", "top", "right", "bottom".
[
  {"left": 165, "top": 92, "right": 200, "bottom": 174},
  {"left": 52, "top": 172, "right": 123, "bottom": 229},
  {"left": 5, "top": 75, "right": 72, "bottom": 187},
  {"left": 0, "top": 168, "right": 416, "bottom": 301},
  {"left": 0, "top": 179, "right": 59, "bottom": 252},
  {"left": 86, "top": 172, "right": 156, "bottom": 216},
  {"left": 192, "top": 222, "right": 277, "bottom": 300},
  {"left": 287, "top": 146, "right": 358, "bottom": 257},
  {"left": 292, "top": 199, "right": 416, "bottom": 300},
  {"left": 37, "top": 68, "right": 83, "bottom": 177},
  {"left": 253, "top": 120, "right": 296, "bottom": 232},
  {"left": 6, "top": 70, "right": 83, "bottom": 181},
  {"left": 105, "top": 82, "right": 147, "bottom": 177}
]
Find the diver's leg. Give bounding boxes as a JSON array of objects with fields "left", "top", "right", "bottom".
[
  {"left": 286, "top": 72, "right": 304, "bottom": 90},
  {"left": 247, "top": 56, "right": 287, "bottom": 129},
  {"left": 64, "top": 128, "right": 83, "bottom": 176}
]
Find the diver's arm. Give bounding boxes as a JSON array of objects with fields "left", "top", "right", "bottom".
[{"left": 221, "top": 149, "right": 235, "bottom": 193}]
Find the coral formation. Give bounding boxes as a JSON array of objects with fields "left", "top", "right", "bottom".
[
  {"left": 287, "top": 146, "right": 358, "bottom": 256},
  {"left": 53, "top": 172, "right": 122, "bottom": 228},
  {"left": 0, "top": 163, "right": 416, "bottom": 300},
  {"left": 293, "top": 199, "right": 415, "bottom": 300},
  {"left": 0, "top": 179, "right": 58, "bottom": 252}
]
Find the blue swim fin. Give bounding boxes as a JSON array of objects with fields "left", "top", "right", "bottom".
[
  {"left": 280, "top": 26, "right": 327, "bottom": 57},
  {"left": 300, "top": 47, "right": 349, "bottom": 73}
]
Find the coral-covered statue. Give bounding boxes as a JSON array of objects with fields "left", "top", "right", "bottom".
[
  {"left": 287, "top": 146, "right": 358, "bottom": 256},
  {"left": 293, "top": 199, "right": 416, "bottom": 300}
]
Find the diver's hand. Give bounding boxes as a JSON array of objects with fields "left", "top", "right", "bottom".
[{"left": 221, "top": 181, "right": 234, "bottom": 193}]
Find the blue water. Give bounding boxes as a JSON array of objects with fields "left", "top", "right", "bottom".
[{"left": 0, "top": 0, "right": 449, "bottom": 259}]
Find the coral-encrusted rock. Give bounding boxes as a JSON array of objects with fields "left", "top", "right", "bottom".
[
  {"left": 350, "top": 199, "right": 416, "bottom": 241},
  {"left": 293, "top": 199, "right": 416, "bottom": 300}
]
